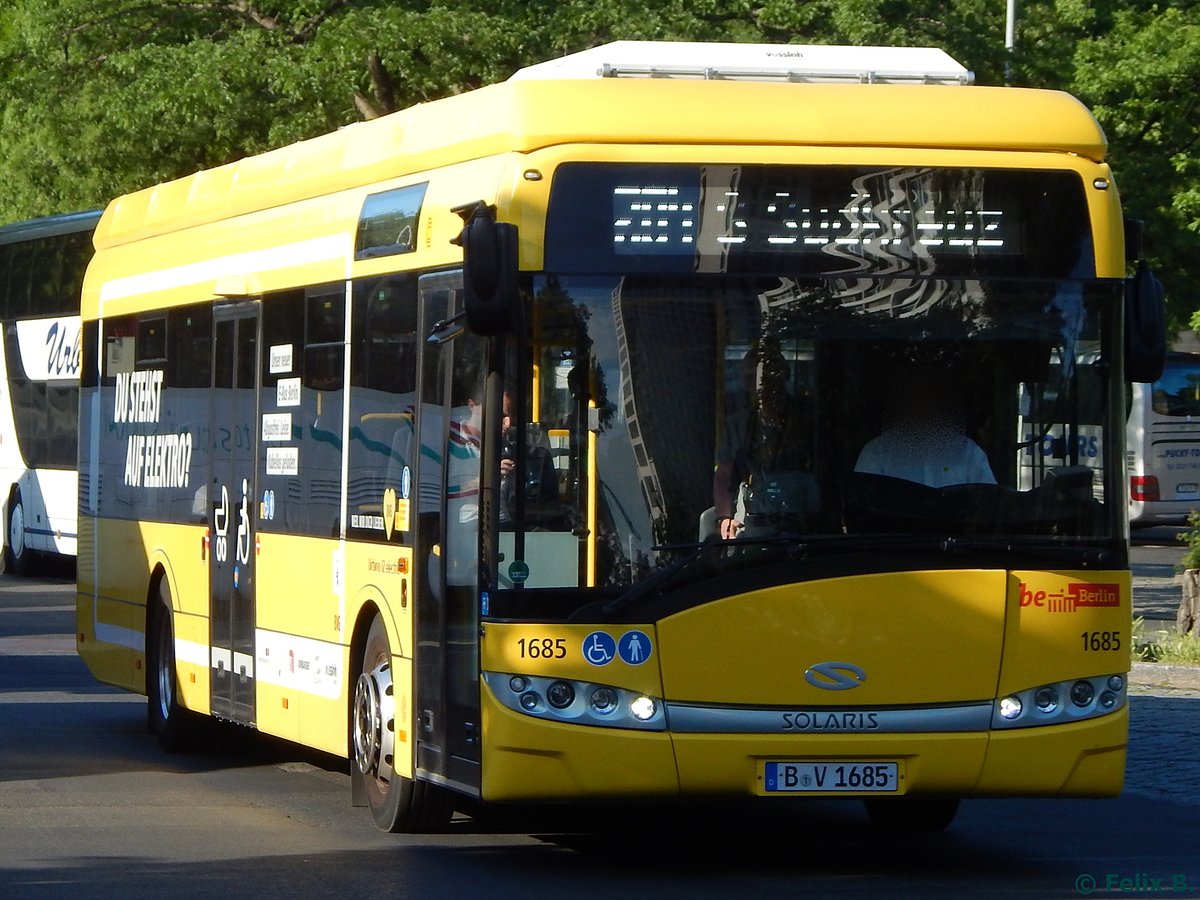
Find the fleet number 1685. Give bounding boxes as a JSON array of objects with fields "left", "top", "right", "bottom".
[
  {"left": 1081, "top": 630, "right": 1121, "bottom": 651},
  {"left": 517, "top": 637, "right": 567, "bottom": 659}
]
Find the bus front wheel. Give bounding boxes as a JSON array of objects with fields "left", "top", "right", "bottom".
[{"left": 352, "top": 614, "right": 451, "bottom": 833}]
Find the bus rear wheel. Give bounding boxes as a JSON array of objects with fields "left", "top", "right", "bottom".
[
  {"left": 147, "top": 578, "right": 196, "bottom": 752},
  {"left": 864, "top": 796, "right": 960, "bottom": 832},
  {"left": 352, "top": 614, "right": 451, "bottom": 833}
]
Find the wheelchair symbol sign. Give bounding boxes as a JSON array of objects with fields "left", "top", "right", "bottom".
[{"left": 583, "top": 631, "right": 616, "bottom": 666}]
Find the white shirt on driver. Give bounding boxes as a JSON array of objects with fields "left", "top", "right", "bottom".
[{"left": 854, "top": 424, "right": 995, "bottom": 488}]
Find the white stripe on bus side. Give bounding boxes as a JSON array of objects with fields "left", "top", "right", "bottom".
[
  {"left": 254, "top": 628, "right": 344, "bottom": 700},
  {"left": 98, "top": 235, "right": 350, "bottom": 304}
]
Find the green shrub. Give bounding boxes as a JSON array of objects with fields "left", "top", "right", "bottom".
[
  {"left": 1133, "top": 617, "right": 1200, "bottom": 665},
  {"left": 1179, "top": 511, "right": 1200, "bottom": 571},
  {"left": 1156, "top": 631, "right": 1200, "bottom": 665},
  {"left": 1132, "top": 617, "right": 1163, "bottom": 662}
]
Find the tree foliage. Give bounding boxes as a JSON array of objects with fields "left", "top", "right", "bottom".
[{"left": 1, "top": 0, "right": 1198, "bottom": 326}]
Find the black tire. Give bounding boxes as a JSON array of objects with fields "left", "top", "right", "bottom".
[
  {"left": 352, "top": 614, "right": 452, "bottom": 833},
  {"left": 4, "top": 490, "right": 31, "bottom": 576},
  {"left": 864, "top": 796, "right": 960, "bottom": 832},
  {"left": 147, "top": 578, "right": 195, "bottom": 752}
]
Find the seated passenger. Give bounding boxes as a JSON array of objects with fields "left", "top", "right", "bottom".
[{"left": 854, "top": 367, "right": 995, "bottom": 488}]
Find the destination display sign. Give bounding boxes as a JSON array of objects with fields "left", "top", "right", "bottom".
[{"left": 545, "top": 162, "right": 1089, "bottom": 277}]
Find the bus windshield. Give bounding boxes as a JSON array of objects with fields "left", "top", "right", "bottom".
[
  {"left": 1150, "top": 357, "right": 1200, "bottom": 418},
  {"left": 495, "top": 273, "right": 1122, "bottom": 612}
]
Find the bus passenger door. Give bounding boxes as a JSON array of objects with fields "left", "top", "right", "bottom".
[
  {"left": 209, "top": 303, "right": 259, "bottom": 725},
  {"left": 415, "top": 273, "right": 482, "bottom": 793}
]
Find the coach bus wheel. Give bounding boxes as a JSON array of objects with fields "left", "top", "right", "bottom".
[
  {"left": 863, "top": 796, "right": 960, "bottom": 832},
  {"left": 147, "top": 579, "right": 194, "bottom": 752},
  {"left": 4, "top": 490, "right": 30, "bottom": 576},
  {"left": 353, "top": 614, "right": 452, "bottom": 833}
]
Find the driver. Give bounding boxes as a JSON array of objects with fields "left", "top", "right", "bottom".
[{"left": 854, "top": 366, "right": 995, "bottom": 488}]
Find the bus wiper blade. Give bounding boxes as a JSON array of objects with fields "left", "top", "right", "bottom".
[
  {"left": 601, "top": 537, "right": 721, "bottom": 616},
  {"left": 599, "top": 533, "right": 871, "bottom": 616},
  {"left": 939, "top": 537, "right": 1117, "bottom": 566},
  {"left": 729, "top": 533, "right": 1115, "bottom": 566},
  {"left": 727, "top": 532, "right": 925, "bottom": 554}
]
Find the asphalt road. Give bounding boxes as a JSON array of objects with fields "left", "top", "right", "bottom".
[{"left": 1, "top": 555, "right": 1197, "bottom": 899}]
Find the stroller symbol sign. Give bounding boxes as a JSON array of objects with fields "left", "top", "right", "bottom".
[{"left": 583, "top": 631, "right": 616, "bottom": 666}]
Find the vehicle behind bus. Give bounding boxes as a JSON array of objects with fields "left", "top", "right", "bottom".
[
  {"left": 1128, "top": 352, "right": 1200, "bottom": 527},
  {"left": 0, "top": 211, "right": 98, "bottom": 574}
]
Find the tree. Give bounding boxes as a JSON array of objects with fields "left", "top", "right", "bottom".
[
  {"left": 1, "top": 0, "right": 1198, "bottom": 331},
  {"left": 0, "top": 1, "right": 525, "bottom": 219},
  {"left": 1066, "top": 3, "right": 1200, "bottom": 332}
]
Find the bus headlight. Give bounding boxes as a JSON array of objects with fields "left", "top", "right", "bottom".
[
  {"left": 1033, "top": 686, "right": 1059, "bottom": 713},
  {"left": 590, "top": 687, "right": 618, "bottom": 714},
  {"left": 992, "top": 673, "right": 1126, "bottom": 729},
  {"left": 546, "top": 681, "right": 575, "bottom": 709},
  {"left": 484, "top": 672, "right": 665, "bottom": 731},
  {"left": 630, "top": 696, "right": 658, "bottom": 721},
  {"left": 999, "top": 696, "right": 1023, "bottom": 720},
  {"left": 1070, "top": 680, "right": 1095, "bottom": 708}
]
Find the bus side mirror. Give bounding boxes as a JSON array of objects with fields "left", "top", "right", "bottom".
[
  {"left": 1125, "top": 259, "right": 1166, "bottom": 384},
  {"left": 452, "top": 202, "right": 518, "bottom": 337}
]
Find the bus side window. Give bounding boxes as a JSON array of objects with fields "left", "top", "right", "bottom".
[
  {"left": 103, "top": 316, "right": 137, "bottom": 381},
  {"left": 136, "top": 317, "right": 167, "bottom": 368},
  {"left": 349, "top": 275, "right": 419, "bottom": 542},
  {"left": 304, "top": 290, "right": 345, "bottom": 391},
  {"left": 259, "top": 285, "right": 346, "bottom": 539},
  {"left": 168, "top": 305, "right": 213, "bottom": 389}
]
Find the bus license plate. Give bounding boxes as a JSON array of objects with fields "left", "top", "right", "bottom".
[{"left": 763, "top": 761, "right": 899, "bottom": 793}]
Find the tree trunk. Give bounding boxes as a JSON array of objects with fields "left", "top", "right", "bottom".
[{"left": 1179, "top": 569, "right": 1200, "bottom": 636}]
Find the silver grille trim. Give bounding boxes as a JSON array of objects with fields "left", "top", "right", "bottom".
[{"left": 665, "top": 702, "right": 993, "bottom": 734}]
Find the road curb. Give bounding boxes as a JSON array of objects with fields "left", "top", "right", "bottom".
[{"left": 1130, "top": 661, "right": 1200, "bottom": 692}]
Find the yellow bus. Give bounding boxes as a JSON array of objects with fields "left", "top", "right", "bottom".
[{"left": 77, "top": 41, "right": 1164, "bottom": 833}]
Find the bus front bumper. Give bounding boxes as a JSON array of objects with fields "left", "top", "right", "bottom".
[{"left": 479, "top": 688, "right": 1127, "bottom": 802}]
